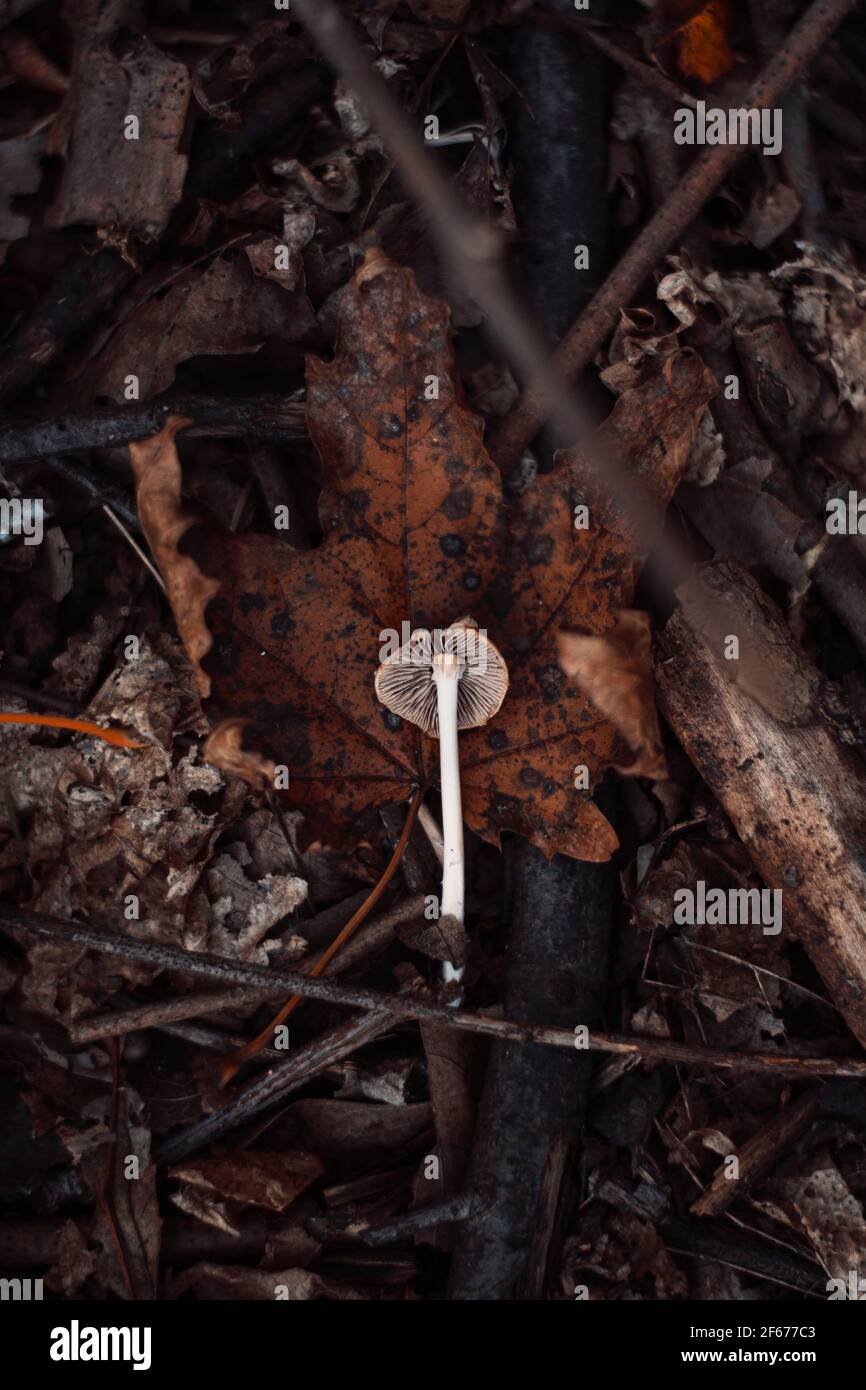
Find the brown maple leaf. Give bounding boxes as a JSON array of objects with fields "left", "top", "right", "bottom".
[{"left": 130, "top": 251, "right": 714, "bottom": 861}]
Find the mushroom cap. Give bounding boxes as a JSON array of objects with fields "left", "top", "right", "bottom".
[{"left": 375, "top": 618, "right": 509, "bottom": 737}]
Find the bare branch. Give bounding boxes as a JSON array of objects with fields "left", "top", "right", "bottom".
[{"left": 5, "top": 904, "right": 866, "bottom": 1081}]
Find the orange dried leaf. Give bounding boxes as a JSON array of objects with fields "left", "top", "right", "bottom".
[
  {"left": 657, "top": 0, "right": 735, "bottom": 84},
  {"left": 129, "top": 415, "right": 219, "bottom": 700},
  {"left": 558, "top": 611, "right": 667, "bottom": 782},
  {"left": 202, "top": 718, "right": 277, "bottom": 792}
]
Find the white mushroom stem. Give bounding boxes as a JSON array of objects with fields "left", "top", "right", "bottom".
[{"left": 432, "top": 650, "right": 465, "bottom": 992}]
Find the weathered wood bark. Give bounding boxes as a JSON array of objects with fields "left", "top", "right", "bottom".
[{"left": 655, "top": 560, "right": 866, "bottom": 1048}]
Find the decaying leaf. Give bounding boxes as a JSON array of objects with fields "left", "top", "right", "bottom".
[
  {"left": 47, "top": 6, "right": 190, "bottom": 240},
  {"left": 132, "top": 253, "right": 713, "bottom": 862},
  {"left": 653, "top": 0, "right": 735, "bottom": 84},
  {"left": 265, "top": 1098, "right": 433, "bottom": 1171},
  {"left": 80, "top": 1083, "right": 162, "bottom": 1299},
  {"left": 773, "top": 245, "right": 866, "bottom": 417},
  {"left": 202, "top": 717, "right": 277, "bottom": 791},
  {"left": 774, "top": 1153, "right": 866, "bottom": 1282},
  {"left": 170, "top": 1151, "right": 324, "bottom": 1213},
  {"left": 129, "top": 418, "right": 219, "bottom": 699},
  {"left": 81, "top": 254, "right": 316, "bottom": 404},
  {"left": 558, "top": 610, "right": 667, "bottom": 781}
]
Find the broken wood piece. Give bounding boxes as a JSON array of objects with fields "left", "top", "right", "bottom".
[{"left": 655, "top": 560, "right": 866, "bottom": 1048}]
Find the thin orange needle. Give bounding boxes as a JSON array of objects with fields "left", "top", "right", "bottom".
[{"left": 0, "top": 712, "right": 144, "bottom": 748}]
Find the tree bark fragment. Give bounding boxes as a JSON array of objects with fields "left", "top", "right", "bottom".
[{"left": 655, "top": 560, "right": 866, "bottom": 1048}]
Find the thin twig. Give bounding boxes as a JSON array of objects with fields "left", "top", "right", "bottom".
[
  {"left": 71, "top": 894, "right": 427, "bottom": 1044},
  {"left": 6, "top": 903, "right": 866, "bottom": 1080},
  {"left": 101, "top": 505, "right": 166, "bottom": 593},
  {"left": 0, "top": 680, "right": 80, "bottom": 715},
  {"left": 154, "top": 1007, "right": 397, "bottom": 1164},
  {"left": 69, "top": 987, "right": 267, "bottom": 1044},
  {"left": 0, "top": 396, "right": 307, "bottom": 467},
  {"left": 540, "top": 10, "right": 698, "bottom": 109},
  {"left": 100, "top": 1037, "right": 136, "bottom": 1300}
]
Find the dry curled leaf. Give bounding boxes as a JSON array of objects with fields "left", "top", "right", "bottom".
[
  {"left": 81, "top": 254, "right": 316, "bottom": 404},
  {"left": 134, "top": 253, "right": 713, "bottom": 861},
  {"left": 558, "top": 610, "right": 667, "bottom": 781},
  {"left": 202, "top": 717, "right": 277, "bottom": 791},
  {"left": 129, "top": 417, "right": 219, "bottom": 699},
  {"left": 653, "top": 0, "right": 735, "bottom": 85}
]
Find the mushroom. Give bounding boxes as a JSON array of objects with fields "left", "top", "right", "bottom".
[{"left": 375, "top": 618, "right": 509, "bottom": 989}]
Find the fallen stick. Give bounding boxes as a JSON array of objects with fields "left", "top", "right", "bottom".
[
  {"left": 154, "top": 1007, "right": 396, "bottom": 1165},
  {"left": 362, "top": 1193, "right": 478, "bottom": 1246},
  {"left": 544, "top": 11, "right": 697, "bottom": 110},
  {"left": 655, "top": 560, "right": 866, "bottom": 1048},
  {"left": 597, "top": 1178, "right": 825, "bottom": 1295},
  {"left": 0, "top": 396, "right": 307, "bottom": 467},
  {"left": 5, "top": 903, "right": 866, "bottom": 1078},
  {"left": 68, "top": 988, "right": 267, "bottom": 1045},
  {"left": 69, "top": 895, "right": 424, "bottom": 1043},
  {"left": 490, "top": 0, "right": 860, "bottom": 469}
]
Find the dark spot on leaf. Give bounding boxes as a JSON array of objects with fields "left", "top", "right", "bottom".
[
  {"left": 539, "top": 665, "right": 565, "bottom": 703},
  {"left": 444, "top": 457, "right": 464, "bottom": 476},
  {"left": 524, "top": 534, "right": 553, "bottom": 566},
  {"left": 347, "top": 488, "right": 370, "bottom": 513},
  {"left": 440, "top": 533, "right": 465, "bottom": 557},
  {"left": 463, "top": 571, "right": 480, "bottom": 591},
  {"left": 383, "top": 710, "right": 402, "bottom": 732},
  {"left": 519, "top": 766, "right": 542, "bottom": 788},
  {"left": 442, "top": 488, "right": 472, "bottom": 520},
  {"left": 238, "top": 592, "right": 266, "bottom": 615},
  {"left": 379, "top": 413, "right": 404, "bottom": 439},
  {"left": 487, "top": 729, "right": 508, "bottom": 750},
  {"left": 270, "top": 609, "right": 294, "bottom": 639}
]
